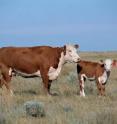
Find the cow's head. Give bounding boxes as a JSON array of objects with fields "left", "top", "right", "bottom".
[
  {"left": 100, "top": 59, "right": 117, "bottom": 72},
  {"left": 64, "top": 44, "right": 80, "bottom": 63}
]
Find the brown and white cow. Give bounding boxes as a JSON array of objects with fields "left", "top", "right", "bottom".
[
  {"left": 77, "top": 59, "right": 117, "bottom": 96},
  {"left": 0, "top": 44, "right": 80, "bottom": 95}
]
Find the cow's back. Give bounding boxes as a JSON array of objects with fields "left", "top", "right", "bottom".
[{"left": 0, "top": 46, "right": 63, "bottom": 73}]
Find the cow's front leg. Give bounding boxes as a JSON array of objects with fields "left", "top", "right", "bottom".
[
  {"left": 48, "top": 80, "right": 58, "bottom": 96},
  {"left": 101, "top": 84, "right": 105, "bottom": 96},
  {"left": 96, "top": 79, "right": 105, "bottom": 96},
  {"left": 48, "top": 80, "right": 52, "bottom": 95},
  {"left": 40, "top": 68, "right": 52, "bottom": 95}
]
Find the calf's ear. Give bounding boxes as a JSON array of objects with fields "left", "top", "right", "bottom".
[
  {"left": 112, "top": 60, "right": 117, "bottom": 67},
  {"left": 74, "top": 44, "right": 79, "bottom": 49}
]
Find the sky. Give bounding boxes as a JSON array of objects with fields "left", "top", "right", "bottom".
[{"left": 0, "top": 0, "right": 117, "bottom": 51}]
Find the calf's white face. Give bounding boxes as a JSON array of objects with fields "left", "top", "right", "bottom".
[
  {"left": 64, "top": 44, "right": 80, "bottom": 63},
  {"left": 104, "top": 59, "right": 112, "bottom": 72}
]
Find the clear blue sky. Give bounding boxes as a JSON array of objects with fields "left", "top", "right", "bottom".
[{"left": 0, "top": 0, "right": 117, "bottom": 51}]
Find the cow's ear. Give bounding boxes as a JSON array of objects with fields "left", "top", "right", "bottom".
[
  {"left": 112, "top": 60, "right": 117, "bottom": 67},
  {"left": 74, "top": 44, "right": 79, "bottom": 49},
  {"left": 64, "top": 45, "right": 66, "bottom": 50},
  {"left": 99, "top": 60, "right": 104, "bottom": 64},
  {"left": 63, "top": 45, "right": 66, "bottom": 55}
]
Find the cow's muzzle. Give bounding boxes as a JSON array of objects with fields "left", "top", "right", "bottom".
[{"left": 77, "top": 58, "right": 81, "bottom": 62}]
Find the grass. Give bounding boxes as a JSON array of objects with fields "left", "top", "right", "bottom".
[{"left": 0, "top": 51, "right": 117, "bottom": 124}]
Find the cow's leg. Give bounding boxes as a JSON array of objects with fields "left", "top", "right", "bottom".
[
  {"left": 0, "top": 78, "right": 4, "bottom": 88},
  {"left": 3, "top": 75, "right": 13, "bottom": 96},
  {"left": 48, "top": 80, "right": 52, "bottom": 94},
  {"left": 48, "top": 80, "right": 58, "bottom": 96},
  {"left": 2, "top": 66, "right": 13, "bottom": 96},
  {"left": 102, "top": 85, "right": 105, "bottom": 96},
  {"left": 96, "top": 78, "right": 104, "bottom": 96},
  {"left": 40, "top": 68, "right": 51, "bottom": 95},
  {"left": 78, "top": 75, "right": 85, "bottom": 97},
  {"left": 0, "top": 65, "right": 3, "bottom": 88}
]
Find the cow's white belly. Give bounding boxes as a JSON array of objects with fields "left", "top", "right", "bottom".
[
  {"left": 11, "top": 69, "right": 41, "bottom": 77},
  {"left": 12, "top": 67, "right": 61, "bottom": 80}
]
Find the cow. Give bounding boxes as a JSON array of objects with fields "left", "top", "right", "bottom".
[
  {"left": 77, "top": 59, "right": 117, "bottom": 97},
  {"left": 0, "top": 44, "right": 80, "bottom": 96}
]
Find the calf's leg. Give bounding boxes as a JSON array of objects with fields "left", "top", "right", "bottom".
[
  {"left": 96, "top": 79, "right": 105, "bottom": 96},
  {"left": 78, "top": 75, "right": 85, "bottom": 97}
]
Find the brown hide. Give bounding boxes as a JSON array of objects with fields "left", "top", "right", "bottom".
[
  {"left": 77, "top": 60, "right": 106, "bottom": 96},
  {"left": 0, "top": 46, "right": 66, "bottom": 95},
  {"left": 77, "top": 60, "right": 104, "bottom": 78}
]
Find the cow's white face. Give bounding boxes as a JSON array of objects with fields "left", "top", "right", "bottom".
[
  {"left": 104, "top": 59, "right": 112, "bottom": 72},
  {"left": 64, "top": 44, "right": 80, "bottom": 62}
]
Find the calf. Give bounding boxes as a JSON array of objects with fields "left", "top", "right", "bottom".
[
  {"left": 0, "top": 44, "right": 80, "bottom": 96},
  {"left": 77, "top": 59, "right": 117, "bottom": 96}
]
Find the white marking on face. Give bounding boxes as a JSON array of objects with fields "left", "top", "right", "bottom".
[
  {"left": 104, "top": 59, "right": 112, "bottom": 71},
  {"left": 64, "top": 44, "right": 80, "bottom": 63},
  {"left": 98, "top": 71, "right": 107, "bottom": 84},
  {"left": 48, "top": 52, "right": 64, "bottom": 80}
]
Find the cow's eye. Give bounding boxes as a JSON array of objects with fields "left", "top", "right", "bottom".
[{"left": 68, "top": 50, "right": 72, "bottom": 52}]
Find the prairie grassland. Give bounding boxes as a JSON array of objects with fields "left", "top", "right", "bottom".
[{"left": 0, "top": 52, "right": 117, "bottom": 124}]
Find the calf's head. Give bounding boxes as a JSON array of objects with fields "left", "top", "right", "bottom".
[
  {"left": 64, "top": 44, "right": 80, "bottom": 63},
  {"left": 100, "top": 59, "right": 117, "bottom": 72}
]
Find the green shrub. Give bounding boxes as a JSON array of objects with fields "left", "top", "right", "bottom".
[{"left": 24, "top": 101, "right": 45, "bottom": 117}]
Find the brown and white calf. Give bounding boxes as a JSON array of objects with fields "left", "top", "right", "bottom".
[
  {"left": 0, "top": 44, "right": 80, "bottom": 96},
  {"left": 77, "top": 59, "right": 117, "bottom": 96}
]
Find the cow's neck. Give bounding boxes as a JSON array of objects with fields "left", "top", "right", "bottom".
[
  {"left": 48, "top": 52, "right": 65, "bottom": 80},
  {"left": 53, "top": 47, "right": 66, "bottom": 69}
]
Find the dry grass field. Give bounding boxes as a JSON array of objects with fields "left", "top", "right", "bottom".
[{"left": 0, "top": 52, "right": 117, "bottom": 124}]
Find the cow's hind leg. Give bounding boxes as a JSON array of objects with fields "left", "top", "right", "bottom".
[
  {"left": 1, "top": 66, "right": 13, "bottom": 96},
  {"left": 0, "top": 78, "right": 5, "bottom": 88},
  {"left": 78, "top": 74, "right": 86, "bottom": 97}
]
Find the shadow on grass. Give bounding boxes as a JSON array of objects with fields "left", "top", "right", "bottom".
[{"left": 14, "top": 90, "right": 37, "bottom": 95}]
